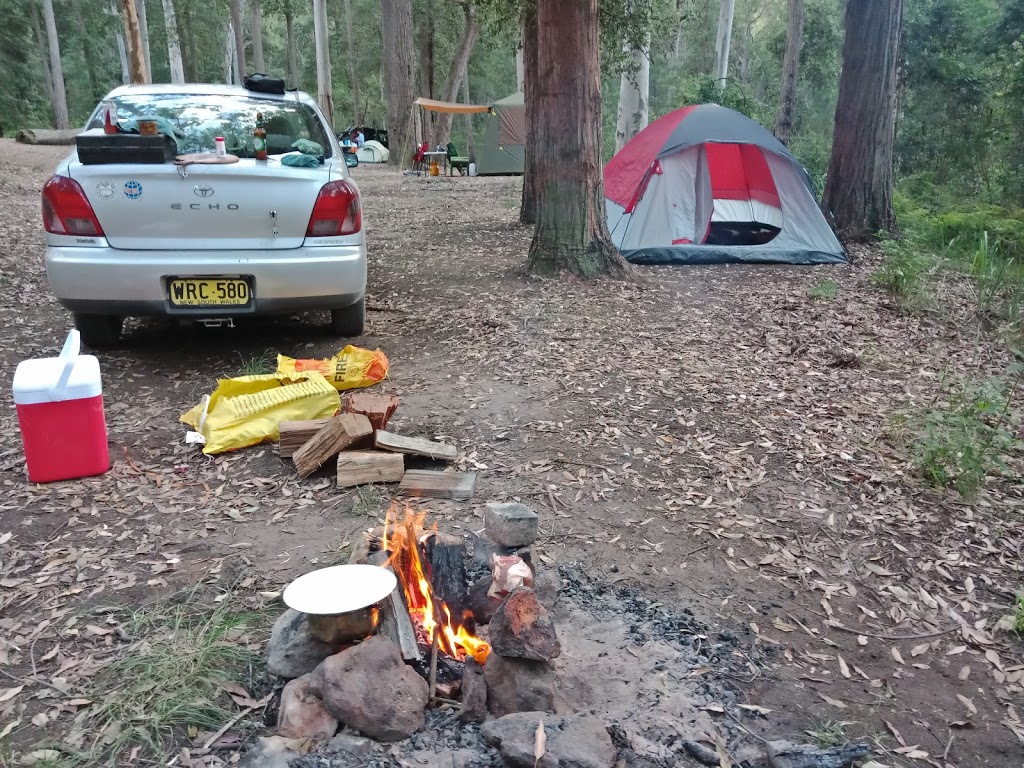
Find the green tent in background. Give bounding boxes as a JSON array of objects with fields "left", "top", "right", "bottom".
[{"left": 476, "top": 91, "right": 524, "bottom": 176}]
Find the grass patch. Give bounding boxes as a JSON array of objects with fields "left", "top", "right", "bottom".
[
  {"left": 805, "top": 720, "right": 853, "bottom": 749},
  {"left": 1015, "top": 594, "right": 1024, "bottom": 634},
  {"left": 351, "top": 484, "right": 386, "bottom": 517},
  {"left": 234, "top": 351, "right": 275, "bottom": 377},
  {"left": 871, "top": 237, "right": 935, "bottom": 309},
  {"left": 808, "top": 278, "right": 840, "bottom": 300}
]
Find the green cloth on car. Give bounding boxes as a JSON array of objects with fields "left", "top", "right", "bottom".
[
  {"left": 281, "top": 152, "right": 320, "bottom": 167},
  {"left": 291, "top": 138, "right": 323, "bottom": 156}
]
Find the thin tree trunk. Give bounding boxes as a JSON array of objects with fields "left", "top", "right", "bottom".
[
  {"left": 462, "top": 70, "right": 474, "bottom": 157},
  {"left": 42, "top": 0, "right": 70, "bottom": 128},
  {"left": 75, "top": 2, "right": 101, "bottom": 101},
  {"left": 615, "top": 40, "right": 650, "bottom": 152},
  {"left": 823, "top": 0, "right": 903, "bottom": 240},
  {"left": 251, "top": 0, "right": 265, "bottom": 72},
  {"left": 180, "top": 1, "right": 197, "bottom": 81},
  {"left": 515, "top": 48, "right": 524, "bottom": 91},
  {"left": 120, "top": 0, "right": 148, "bottom": 83},
  {"left": 285, "top": 1, "right": 299, "bottom": 88},
  {"left": 381, "top": 0, "right": 416, "bottom": 165},
  {"left": 418, "top": 0, "right": 436, "bottom": 142},
  {"left": 136, "top": 0, "right": 152, "bottom": 82},
  {"left": 162, "top": 0, "right": 185, "bottom": 84},
  {"left": 343, "top": 0, "right": 361, "bottom": 123},
  {"left": 312, "top": 0, "right": 335, "bottom": 126},
  {"left": 527, "top": 0, "right": 630, "bottom": 279},
  {"left": 520, "top": 3, "right": 539, "bottom": 225},
  {"left": 30, "top": 1, "right": 56, "bottom": 107},
  {"left": 713, "top": 0, "right": 735, "bottom": 88},
  {"left": 226, "top": 20, "right": 240, "bottom": 83},
  {"left": 432, "top": 2, "right": 479, "bottom": 146},
  {"left": 229, "top": 0, "right": 247, "bottom": 77},
  {"left": 772, "top": 0, "right": 804, "bottom": 145}
]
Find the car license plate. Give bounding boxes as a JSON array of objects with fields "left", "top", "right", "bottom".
[{"left": 168, "top": 278, "right": 251, "bottom": 307}]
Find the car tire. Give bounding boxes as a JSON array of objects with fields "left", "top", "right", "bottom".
[
  {"left": 330, "top": 298, "right": 365, "bottom": 337},
  {"left": 73, "top": 313, "right": 123, "bottom": 347}
]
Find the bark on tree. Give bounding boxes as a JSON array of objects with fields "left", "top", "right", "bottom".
[
  {"left": 343, "top": 0, "right": 361, "bottom": 123},
  {"left": 823, "top": 0, "right": 903, "bottom": 240},
  {"left": 713, "top": 0, "right": 735, "bottom": 88},
  {"left": 461, "top": 70, "right": 474, "bottom": 157},
  {"left": 515, "top": 47, "right": 524, "bottom": 92},
  {"left": 431, "top": 2, "right": 479, "bottom": 146},
  {"left": 161, "top": 0, "right": 185, "bottom": 84},
  {"left": 42, "top": 0, "right": 70, "bottom": 129},
  {"left": 226, "top": 20, "right": 240, "bottom": 84},
  {"left": 527, "top": 0, "right": 630, "bottom": 279},
  {"left": 380, "top": 0, "right": 416, "bottom": 165},
  {"left": 284, "top": 0, "right": 299, "bottom": 88},
  {"left": 30, "top": 1, "right": 55, "bottom": 108},
  {"left": 312, "top": 0, "right": 335, "bottom": 126},
  {"left": 772, "top": 0, "right": 804, "bottom": 145},
  {"left": 251, "top": 0, "right": 265, "bottom": 72},
  {"left": 615, "top": 39, "right": 649, "bottom": 152},
  {"left": 180, "top": 0, "right": 198, "bottom": 80},
  {"left": 229, "top": 0, "right": 247, "bottom": 77},
  {"left": 519, "top": 3, "right": 539, "bottom": 225},
  {"left": 135, "top": 0, "right": 152, "bottom": 82},
  {"left": 75, "top": 2, "right": 101, "bottom": 100},
  {"left": 418, "top": 0, "right": 436, "bottom": 142},
  {"left": 120, "top": 0, "right": 148, "bottom": 83}
]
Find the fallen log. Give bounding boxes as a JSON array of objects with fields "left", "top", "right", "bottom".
[
  {"left": 15, "top": 127, "right": 82, "bottom": 145},
  {"left": 765, "top": 740, "right": 872, "bottom": 768},
  {"left": 278, "top": 418, "right": 332, "bottom": 458},
  {"left": 399, "top": 470, "right": 477, "bottom": 501},
  {"left": 336, "top": 450, "right": 404, "bottom": 488},
  {"left": 374, "top": 430, "right": 457, "bottom": 461},
  {"left": 292, "top": 413, "right": 372, "bottom": 478}
]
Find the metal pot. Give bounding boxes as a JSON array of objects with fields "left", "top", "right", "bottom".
[
  {"left": 307, "top": 604, "right": 382, "bottom": 644},
  {"left": 282, "top": 564, "right": 398, "bottom": 645}
]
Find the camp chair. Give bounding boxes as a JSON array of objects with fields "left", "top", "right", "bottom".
[
  {"left": 446, "top": 142, "right": 470, "bottom": 176},
  {"left": 412, "top": 141, "right": 429, "bottom": 172}
]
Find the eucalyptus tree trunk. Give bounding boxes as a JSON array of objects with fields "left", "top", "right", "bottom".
[
  {"left": 251, "top": 0, "right": 265, "bottom": 72},
  {"left": 343, "top": 0, "right": 361, "bottom": 122},
  {"left": 312, "top": 0, "right": 335, "bottom": 126},
  {"left": 615, "top": 40, "right": 649, "bottom": 152},
  {"left": 161, "top": 0, "right": 186, "bottom": 84},
  {"left": 520, "top": 3, "right": 539, "bottom": 225},
  {"left": 432, "top": 3, "right": 479, "bottom": 146},
  {"left": 226, "top": 20, "right": 240, "bottom": 83},
  {"left": 75, "top": 2, "right": 101, "bottom": 101},
  {"left": 773, "top": 0, "right": 804, "bottom": 145},
  {"left": 713, "top": 0, "right": 735, "bottom": 88},
  {"left": 381, "top": 0, "right": 416, "bottom": 165},
  {"left": 42, "top": 0, "right": 70, "bottom": 128},
  {"left": 135, "top": 0, "right": 152, "bottom": 81},
  {"left": 462, "top": 73, "right": 474, "bottom": 156},
  {"left": 823, "top": 0, "right": 903, "bottom": 240},
  {"left": 229, "top": 0, "right": 247, "bottom": 77},
  {"left": 515, "top": 48, "right": 524, "bottom": 91},
  {"left": 30, "top": 2, "right": 56, "bottom": 108},
  {"left": 120, "top": 0, "right": 148, "bottom": 83},
  {"left": 527, "top": 0, "right": 630, "bottom": 279},
  {"left": 418, "top": 0, "right": 436, "bottom": 140},
  {"left": 284, "top": 0, "right": 299, "bottom": 87}
]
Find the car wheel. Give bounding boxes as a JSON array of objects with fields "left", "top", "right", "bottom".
[
  {"left": 73, "top": 313, "right": 123, "bottom": 347},
  {"left": 330, "top": 298, "right": 365, "bottom": 337}
]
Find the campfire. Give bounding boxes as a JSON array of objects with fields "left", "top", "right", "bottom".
[{"left": 381, "top": 505, "right": 490, "bottom": 664}]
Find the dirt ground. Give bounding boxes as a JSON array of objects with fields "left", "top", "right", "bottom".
[{"left": 0, "top": 139, "right": 1022, "bottom": 767}]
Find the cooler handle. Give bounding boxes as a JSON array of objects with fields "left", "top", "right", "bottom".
[{"left": 52, "top": 329, "right": 81, "bottom": 399}]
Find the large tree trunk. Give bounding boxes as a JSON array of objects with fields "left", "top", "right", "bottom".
[
  {"left": 418, "top": 0, "right": 436, "bottom": 143},
  {"left": 30, "top": 1, "right": 56, "bottom": 108},
  {"left": 615, "top": 40, "right": 649, "bottom": 152},
  {"left": 136, "top": 0, "right": 152, "bottom": 82},
  {"left": 431, "top": 3, "right": 479, "bottom": 146},
  {"left": 772, "top": 0, "right": 804, "bottom": 145},
  {"left": 312, "top": 0, "right": 335, "bottom": 126},
  {"left": 343, "top": 0, "right": 361, "bottom": 123},
  {"left": 75, "top": 2, "right": 101, "bottom": 101},
  {"left": 527, "top": 0, "right": 630, "bottom": 279},
  {"left": 251, "top": 0, "right": 265, "bottom": 72},
  {"left": 120, "top": 0, "right": 148, "bottom": 83},
  {"left": 229, "top": 0, "right": 247, "bottom": 77},
  {"left": 381, "top": 0, "right": 416, "bottom": 165},
  {"left": 180, "top": 0, "right": 197, "bottom": 81},
  {"left": 823, "top": 0, "right": 903, "bottom": 240},
  {"left": 713, "top": 0, "right": 735, "bottom": 88},
  {"left": 519, "top": 4, "right": 539, "bottom": 225},
  {"left": 284, "top": 0, "right": 298, "bottom": 87},
  {"left": 162, "top": 0, "right": 185, "bottom": 84},
  {"left": 42, "top": 0, "right": 70, "bottom": 128}
]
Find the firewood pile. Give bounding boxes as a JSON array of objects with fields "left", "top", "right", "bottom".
[{"left": 278, "top": 393, "right": 477, "bottom": 500}]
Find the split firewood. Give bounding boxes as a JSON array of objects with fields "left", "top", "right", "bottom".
[
  {"left": 765, "top": 740, "right": 871, "bottom": 768},
  {"left": 278, "top": 418, "right": 331, "bottom": 458},
  {"left": 292, "top": 414, "right": 373, "bottom": 479},
  {"left": 336, "top": 450, "right": 404, "bottom": 488},
  {"left": 344, "top": 393, "right": 400, "bottom": 430},
  {"left": 374, "top": 430, "right": 457, "bottom": 461},
  {"left": 399, "top": 470, "right": 477, "bottom": 500},
  {"left": 368, "top": 550, "right": 422, "bottom": 663}
]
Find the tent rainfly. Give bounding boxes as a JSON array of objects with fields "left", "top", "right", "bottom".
[
  {"left": 604, "top": 104, "right": 846, "bottom": 265},
  {"left": 477, "top": 91, "right": 524, "bottom": 176}
]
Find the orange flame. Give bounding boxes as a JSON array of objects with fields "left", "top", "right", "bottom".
[{"left": 382, "top": 504, "right": 490, "bottom": 664}]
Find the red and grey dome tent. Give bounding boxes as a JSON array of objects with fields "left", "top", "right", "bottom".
[{"left": 604, "top": 104, "right": 846, "bottom": 265}]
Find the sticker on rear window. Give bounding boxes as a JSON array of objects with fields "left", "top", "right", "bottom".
[
  {"left": 96, "top": 182, "right": 115, "bottom": 199},
  {"left": 124, "top": 181, "right": 143, "bottom": 199}
]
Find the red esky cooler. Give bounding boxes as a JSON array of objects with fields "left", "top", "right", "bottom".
[{"left": 13, "top": 329, "right": 110, "bottom": 483}]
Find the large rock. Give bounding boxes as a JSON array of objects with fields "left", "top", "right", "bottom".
[
  {"left": 276, "top": 673, "right": 337, "bottom": 740},
  {"left": 485, "top": 502, "right": 539, "bottom": 547},
  {"left": 266, "top": 609, "right": 341, "bottom": 680},
  {"left": 484, "top": 654, "right": 557, "bottom": 716},
  {"left": 460, "top": 657, "right": 487, "bottom": 723},
  {"left": 489, "top": 588, "right": 561, "bottom": 661},
  {"left": 481, "top": 712, "right": 616, "bottom": 768},
  {"left": 310, "top": 635, "right": 428, "bottom": 742}
]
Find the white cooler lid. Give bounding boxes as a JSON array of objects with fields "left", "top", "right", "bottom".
[{"left": 13, "top": 331, "right": 103, "bottom": 405}]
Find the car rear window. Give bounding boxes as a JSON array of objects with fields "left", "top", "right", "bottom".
[{"left": 86, "top": 93, "right": 333, "bottom": 158}]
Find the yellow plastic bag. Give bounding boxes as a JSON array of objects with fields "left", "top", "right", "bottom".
[
  {"left": 276, "top": 345, "right": 389, "bottom": 392},
  {"left": 180, "top": 372, "right": 340, "bottom": 455}
]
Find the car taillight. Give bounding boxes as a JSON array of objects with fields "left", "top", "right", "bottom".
[
  {"left": 306, "top": 180, "right": 361, "bottom": 237},
  {"left": 41, "top": 176, "right": 105, "bottom": 236}
]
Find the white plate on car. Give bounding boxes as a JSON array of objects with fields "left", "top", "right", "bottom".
[{"left": 283, "top": 563, "right": 397, "bottom": 615}]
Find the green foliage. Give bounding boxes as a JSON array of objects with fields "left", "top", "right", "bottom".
[
  {"left": 808, "top": 278, "right": 839, "bottom": 300},
  {"left": 871, "top": 237, "right": 934, "bottom": 308},
  {"left": 1014, "top": 594, "right": 1024, "bottom": 633}
]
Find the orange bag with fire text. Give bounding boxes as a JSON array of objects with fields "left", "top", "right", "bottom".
[{"left": 276, "top": 345, "right": 389, "bottom": 392}]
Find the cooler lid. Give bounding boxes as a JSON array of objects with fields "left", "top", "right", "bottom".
[{"left": 13, "top": 355, "right": 102, "bottom": 405}]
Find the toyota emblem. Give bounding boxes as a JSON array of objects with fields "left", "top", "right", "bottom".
[{"left": 194, "top": 184, "right": 215, "bottom": 197}]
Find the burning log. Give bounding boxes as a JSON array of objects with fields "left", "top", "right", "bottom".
[
  {"left": 424, "top": 532, "right": 470, "bottom": 632},
  {"left": 368, "top": 550, "right": 422, "bottom": 664}
]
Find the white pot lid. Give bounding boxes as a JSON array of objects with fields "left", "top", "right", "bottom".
[{"left": 283, "top": 564, "right": 397, "bottom": 615}]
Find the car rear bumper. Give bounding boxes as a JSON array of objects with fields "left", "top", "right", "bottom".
[{"left": 46, "top": 243, "right": 367, "bottom": 316}]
